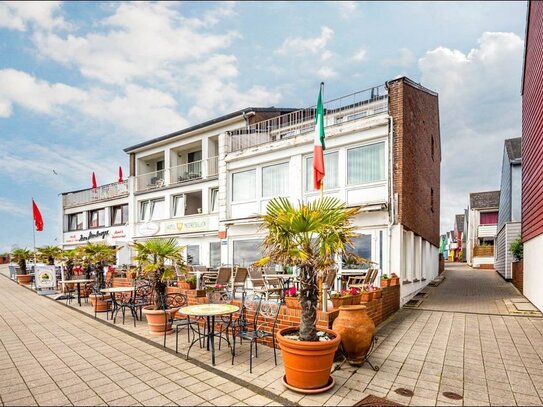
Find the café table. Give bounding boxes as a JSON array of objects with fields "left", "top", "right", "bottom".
[
  {"left": 179, "top": 303, "right": 239, "bottom": 366},
  {"left": 59, "top": 279, "right": 94, "bottom": 306},
  {"left": 101, "top": 286, "right": 136, "bottom": 323}
]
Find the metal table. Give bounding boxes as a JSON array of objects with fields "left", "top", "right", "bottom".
[
  {"left": 179, "top": 303, "right": 239, "bottom": 366},
  {"left": 59, "top": 279, "right": 94, "bottom": 306},
  {"left": 101, "top": 286, "right": 136, "bottom": 323}
]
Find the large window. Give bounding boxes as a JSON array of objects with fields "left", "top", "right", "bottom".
[
  {"left": 347, "top": 142, "right": 385, "bottom": 185},
  {"left": 233, "top": 239, "right": 263, "bottom": 267},
  {"left": 172, "top": 195, "right": 184, "bottom": 218},
  {"left": 305, "top": 152, "right": 339, "bottom": 191},
  {"left": 187, "top": 245, "right": 200, "bottom": 265},
  {"left": 210, "top": 242, "right": 221, "bottom": 268},
  {"left": 68, "top": 213, "right": 84, "bottom": 231},
  {"left": 342, "top": 234, "right": 372, "bottom": 269},
  {"left": 111, "top": 204, "right": 128, "bottom": 226},
  {"left": 262, "top": 163, "right": 289, "bottom": 198},
  {"left": 232, "top": 169, "right": 256, "bottom": 202},
  {"left": 480, "top": 211, "right": 498, "bottom": 225},
  {"left": 140, "top": 199, "right": 165, "bottom": 221},
  {"left": 88, "top": 209, "right": 105, "bottom": 228}
]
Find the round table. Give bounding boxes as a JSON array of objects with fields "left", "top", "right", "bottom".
[
  {"left": 59, "top": 279, "right": 94, "bottom": 306},
  {"left": 179, "top": 303, "right": 239, "bottom": 366},
  {"left": 101, "top": 287, "right": 136, "bottom": 323}
]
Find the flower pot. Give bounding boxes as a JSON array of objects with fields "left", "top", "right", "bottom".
[
  {"left": 332, "top": 305, "right": 375, "bottom": 366},
  {"left": 360, "top": 291, "right": 372, "bottom": 302},
  {"left": 330, "top": 297, "right": 344, "bottom": 308},
  {"left": 380, "top": 278, "right": 390, "bottom": 287},
  {"left": 390, "top": 277, "right": 400, "bottom": 286},
  {"left": 89, "top": 294, "right": 111, "bottom": 312},
  {"left": 179, "top": 281, "right": 196, "bottom": 290},
  {"left": 351, "top": 293, "right": 362, "bottom": 305},
  {"left": 17, "top": 274, "right": 32, "bottom": 285},
  {"left": 142, "top": 306, "right": 180, "bottom": 336},
  {"left": 342, "top": 296, "right": 353, "bottom": 305},
  {"left": 372, "top": 289, "right": 382, "bottom": 299},
  {"left": 277, "top": 327, "right": 341, "bottom": 391},
  {"left": 285, "top": 297, "right": 301, "bottom": 309}
]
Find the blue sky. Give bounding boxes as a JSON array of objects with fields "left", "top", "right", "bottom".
[{"left": 0, "top": 1, "right": 527, "bottom": 252}]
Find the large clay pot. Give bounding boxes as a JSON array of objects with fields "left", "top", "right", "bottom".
[
  {"left": 17, "top": 274, "right": 32, "bottom": 285},
  {"left": 277, "top": 327, "right": 341, "bottom": 391},
  {"left": 142, "top": 306, "right": 180, "bottom": 336},
  {"left": 89, "top": 294, "right": 111, "bottom": 312},
  {"left": 380, "top": 278, "right": 390, "bottom": 287},
  {"left": 332, "top": 305, "right": 375, "bottom": 366}
]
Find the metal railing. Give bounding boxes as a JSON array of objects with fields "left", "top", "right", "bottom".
[
  {"left": 227, "top": 85, "right": 388, "bottom": 153},
  {"left": 169, "top": 156, "right": 219, "bottom": 185},
  {"left": 135, "top": 170, "right": 167, "bottom": 192},
  {"left": 63, "top": 180, "right": 129, "bottom": 208}
]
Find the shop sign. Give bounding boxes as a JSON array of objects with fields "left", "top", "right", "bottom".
[
  {"left": 138, "top": 222, "right": 160, "bottom": 236},
  {"left": 79, "top": 230, "right": 109, "bottom": 241},
  {"left": 35, "top": 265, "right": 56, "bottom": 295},
  {"left": 111, "top": 228, "right": 127, "bottom": 240},
  {"left": 163, "top": 218, "right": 209, "bottom": 234},
  {"left": 65, "top": 234, "right": 78, "bottom": 243}
]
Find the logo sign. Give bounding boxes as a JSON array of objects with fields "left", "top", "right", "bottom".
[
  {"left": 34, "top": 265, "right": 56, "bottom": 294},
  {"left": 79, "top": 230, "right": 109, "bottom": 241},
  {"left": 138, "top": 222, "right": 160, "bottom": 236}
]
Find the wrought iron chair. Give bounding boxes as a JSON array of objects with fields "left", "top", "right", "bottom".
[
  {"left": 131, "top": 281, "right": 152, "bottom": 324},
  {"left": 161, "top": 292, "right": 200, "bottom": 351},
  {"left": 206, "top": 291, "right": 236, "bottom": 350}
]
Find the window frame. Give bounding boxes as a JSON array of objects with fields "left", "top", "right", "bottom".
[
  {"left": 172, "top": 194, "right": 184, "bottom": 218},
  {"left": 346, "top": 141, "right": 386, "bottom": 187},
  {"left": 304, "top": 150, "right": 340, "bottom": 192},
  {"left": 209, "top": 241, "right": 221, "bottom": 268},
  {"left": 231, "top": 168, "right": 257, "bottom": 203},
  {"left": 261, "top": 161, "right": 289, "bottom": 198},
  {"left": 67, "top": 212, "right": 84, "bottom": 231},
  {"left": 88, "top": 208, "right": 106, "bottom": 229},
  {"left": 186, "top": 245, "right": 200, "bottom": 265},
  {"left": 139, "top": 198, "right": 165, "bottom": 222},
  {"left": 210, "top": 188, "right": 219, "bottom": 213},
  {"left": 110, "top": 204, "right": 128, "bottom": 226}
]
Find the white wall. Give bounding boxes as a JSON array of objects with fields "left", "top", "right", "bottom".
[{"left": 523, "top": 234, "right": 543, "bottom": 312}]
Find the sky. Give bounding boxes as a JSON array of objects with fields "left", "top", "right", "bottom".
[{"left": 0, "top": 1, "right": 527, "bottom": 252}]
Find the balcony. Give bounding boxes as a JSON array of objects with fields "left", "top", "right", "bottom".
[
  {"left": 473, "top": 245, "right": 494, "bottom": 257},
  {"left": 135, "top": 156, "right": 219, "bottom": 192},
  {"left": 478, "top": 225, "right": 497, "bottom": 238},
  {"left": 227, "top": 85, "right": 388, "bottom": 153},
  {"left": 63, "top": 181, "right": 129, "bottom": 208}
]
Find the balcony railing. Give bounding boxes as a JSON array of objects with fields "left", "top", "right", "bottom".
[
  {"left": 63, "top": 181, "right": 129, "bottom": 208},
  {"left": 478, "top": 224, "right": 497, "bottom": 238},
  {"left": 135, "top": 156, "right": 219, "bottom": 192},
  {"left": 227, "top": 85, "right": 388, "bottom": 153},
  {"left": 473, "top": 246, "right": 494, "bottom": 257}
]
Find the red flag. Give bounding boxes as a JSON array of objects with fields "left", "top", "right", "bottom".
[
  {"left": 32, "top": 199, "right": 44, "bottom": 232},
  {"left": 92, "top": 172, "right": 97, "bottom": 189},
  {"left": 118, "top": 166, "right": 123, "bottom": 183}
]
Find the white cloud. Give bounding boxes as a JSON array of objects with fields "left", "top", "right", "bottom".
[
  {"left": 0, "top": 1, "right": 66, "bottom": 31},
  {"left": 0, "top": 197, "right": 27, "bottom": 217},
  {"left": 352, "top": 48, "right": 367, "bottom": 62},
  {"left": 383, "top": 48, "right": 416, "bottom": 68},
  {"left": 276, "top": 26, "right": 334, "bottom": 57},
  {"left": 317, "top": 67, "right": 337, "bottom": 79},
  {"left": 335, "top": 1, "right": 358, "bottom": 18},
  {"left": 418, "top": 32, "right": 524, "bottom": 232}
]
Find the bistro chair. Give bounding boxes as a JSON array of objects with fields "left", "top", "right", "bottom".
[
  {"left": 248, "top": 267, "right": 282, "bottom": 300},
  {"left": 205, "top": 267, "right": 231, "bottom": 289},
  {"left": 231, "top": 294, "right": 281, "bottom": 373},
  {"left": 131, "top": 281, "right": 152, "bottom": 323},
  {"left": 230, "top": 267, "right": 248, "bottom": 298},
  {"left": 161, "top": 292, "right": 200, "bottom": 351},
  {"left": 206, "top": 291, "right": 236, "bottom": 350}
]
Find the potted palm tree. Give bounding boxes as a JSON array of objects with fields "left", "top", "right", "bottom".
[
  {"left": 11, "top": 248, "right": 33, "bottom": 285},
  {"left": 132, "top": 238, "right": 186, "bottom": 336},
  {"left": 80, "top": 243, "right": 117, "bottom": 304},
  {"left": 258, "top": 197, "right": 359, "bottom": 392},
  {"left": 36, "top": 245, "right": 63, "bottom": 266}
]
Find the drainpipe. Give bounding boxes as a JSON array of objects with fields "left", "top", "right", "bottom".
[{"left": 387, "top": 113, "right": 395, "bottom": 282}]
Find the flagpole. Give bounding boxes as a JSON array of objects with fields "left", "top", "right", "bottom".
[
  {"left": 320, "top": 82, "right": 324, "bottom": 198},
  {"left": 32, "top": 198, "right": 37, "bottom": 267}
]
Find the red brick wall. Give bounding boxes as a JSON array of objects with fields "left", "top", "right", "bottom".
[
  {"left": 522, "top": 1, "right": 543, "bottom": 242},
  {"left": 388, "top": 78, "right": 441, "bottom": 247}
]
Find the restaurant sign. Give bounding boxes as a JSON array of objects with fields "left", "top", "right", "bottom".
[
  {"left": 34, "top": 265, "right": 56, "bottom": 295},
  {"left": 163, "top": 218, "right": 209, "bottom": 234}
]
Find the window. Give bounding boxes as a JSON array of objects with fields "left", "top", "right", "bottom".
[
  {"left": 140, "top": 199, "right": 165, "bottom": 221},
  {"left": 305, "top": 152, "right": 339, "bottom": 191},
  {"left": 187, "top": 245, "right": 200, "bottom": 265},
  {"left": 480, "top": 211, "right": 498, "bottom": 225},
  {"left": 232, "top": 169, "right": 256, "bottom": 202},
  {"left": 342, "top": 234, "right": 372, "bottom": 269},
  {"left": 184, "top": 191, "right": 202, "bottom": 215},
  {"left": 172, "top": 195, "right": 184, "bottom": 217},
  {"left": 88, "top": 209, "right": 105, "bottom": 228},
  {"left": 68, "top": 213, "right": 84, "bottom": 231},
  {"left": 262, "top": 163, "right": 289, "bottom": 198},
  {"left": 210, "top": 188, "right": 219, "bottom": 213},
  {"left": 111, "top": 204, "right": 128, "bottom": 226},
  {"left": 210, "top": 242, "right": 221, "bottom": 268},
  {"left": 233, "top": 239, "right": 263, "bottom": 267},
  {"left": 347, "top": 142, "right": 385, "bottom": 185}
]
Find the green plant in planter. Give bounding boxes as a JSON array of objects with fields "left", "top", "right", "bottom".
[
  {"left": 510, "top": 237, "right": 523, "bottom": 262},
  {"left": 257, "top": 196, "right": 359, "bottom": 341},
  {"left": 36, "top": 245, "right": 63, "bottom": 266},
  {"left": 11, "top": 248, "right": 33, "bottom": 274},
  {"left": 81, "top": 243, "right": 118, "bottom": 292}
]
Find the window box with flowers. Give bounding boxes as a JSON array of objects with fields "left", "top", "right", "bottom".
[
  {"left": 330, "top": 290, "right": 353, "bottom": 308},
  {"left": 390, "top": 273, "right": 400, "bottom": 286},
  {"left": 284, "top": 287, "right": 300, "bottom": 309},
  {"left": 360, "top": 287, "right": 373, "bottom": 302},
  {"left": 380, "top": 274, "right": 390, "bottom": 287},
  {"left": 370, "top": 285, "right": 382, "bottom": 299},
  {"left": 349, "top": 287, "right": 362, "bottom": 305}
]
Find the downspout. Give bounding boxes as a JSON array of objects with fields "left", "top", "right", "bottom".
[{"left": 387, "top": 114, "right": 395, "bottom": 279}]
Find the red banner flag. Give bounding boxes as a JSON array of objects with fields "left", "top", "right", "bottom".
[
  {"left": 32, "top": 199, "right": 44, "bottom": 232},
  {"left": 118, "top": 166, "right": 123, "bottom": 183},
  {"left": 92, "top": 172, "right": 97, "bottom": 189}
]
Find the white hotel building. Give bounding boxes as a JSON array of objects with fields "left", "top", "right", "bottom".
[{"left": 60, "top": 77, "right": 441, "bottom": 304}]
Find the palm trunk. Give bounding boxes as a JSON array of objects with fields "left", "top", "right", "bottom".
[
  {"left": 154, "top": 268, "right": 167, "bottom": 310},
  {"left": 299, "top": 265, "right": 318, "bottom": 341},
  {"left": 18, "top": 259, "right": 27, "bottom": 275}
]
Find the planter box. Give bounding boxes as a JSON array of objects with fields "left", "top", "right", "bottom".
[
  {"left": 284, "top": 296, "right": 301, "bottom": 309},
  {"left": 512, "top": 261, "right": 523, "bottom": 294}
]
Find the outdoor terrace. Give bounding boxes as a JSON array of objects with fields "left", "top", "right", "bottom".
[
  {"left": 62, "top": 180, "right": 129, "bottom": 209},
  {"left": 227, "top": 84, "right": 388, "bottom": 153}
]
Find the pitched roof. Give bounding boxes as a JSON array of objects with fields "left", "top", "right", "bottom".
[
  {"left": 455, "top": 214, "right": 465, "bottom": 232},
  {"left": 469, "top": 191, "right": 500, "bottom": 209},
  {"left": 505, "top": 137, "right": 522, "bottom": 162}
]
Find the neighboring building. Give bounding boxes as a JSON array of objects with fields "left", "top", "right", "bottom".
[
  {"left": 495, "top": 138, "right": 522, "bottom": 280},
  {"left": 446, "top": 231, "right": 457, "bottom": 262},
  {"left": 59, "top": 182, "right": 131, "bottom": 264},
  {"left": 521, "top": 0, "right": 543, "bottom": 311},
  {"left": 466, "top": 191, "right": 500, "bottom": 268},
  {"left": 453, "top": 214, "right": 465, "bottom": 261},
  {"left": 462, "top": 208, "right": 469, "bottom": 261},
  {"left": 59, "top": 76, "right": 441, "bottom": 305},
  {"left": 439, "top": 234, "right": 448, "bottom": 260}
]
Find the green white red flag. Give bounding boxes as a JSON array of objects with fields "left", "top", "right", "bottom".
[{"left": 313, "top": 83, "right": 326, "bottom": 190}]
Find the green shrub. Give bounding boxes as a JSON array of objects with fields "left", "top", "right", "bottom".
[{"left": 510, "top": 237, "right": 523, "bottom": 261}]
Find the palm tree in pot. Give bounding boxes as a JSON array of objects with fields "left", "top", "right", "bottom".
[
  {"left": 82, "top": 243, "right": 117, "bottom": 293},
  {"left": 36, "top": 246, "right": 63, "bottom": 266},
  {"left": 131, "top": 238, "right": 186, "bottom": 335},
  {"left": 258, "top": 197, "right": 359, "bottom": 391}
]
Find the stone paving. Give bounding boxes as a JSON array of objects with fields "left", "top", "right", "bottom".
[{"left": 2, "top": 263, "right": 543, "bottom": 406}]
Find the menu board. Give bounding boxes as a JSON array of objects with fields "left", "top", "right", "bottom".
[{"left": 34, "top": 265, "right": 56, "bottom": 295}]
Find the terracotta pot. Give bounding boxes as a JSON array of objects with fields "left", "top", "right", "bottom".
[
  {"left": 330, "top": 297, "right": 344, "bottom": 308},
  {"left": 390, "top": 277, "right": 400, "bottom": 286},
  {"left": 142, "top": 306, "right": 180, "bottom": 336},
  {"left": 332, "top": 305, "right": 375, "bottom": 366},
  {"left": 17, "top": 274, "right": 32, "bottom": 285},
  {"left": 360, "top": 291, "right": 372, "bottom": 302},
  {"left": 351, "top": 293, "right": 362, "bottom": 305},
  {"left": 89, "top": 294, "right": 111, "bottom": 312},
  {"left": 342, "top": 296, "right": 353, "bottom": 305},
  {"left": 277, "top": 327, "right": 341, "bottom": 391},
  {"left": 381, "top": 278, "right": 390, "bottom": 287},
  {"left": 285, "top": 296, "right": 301, "bottom": 309},
  {"left": 166, "top": 286, "right": 180, "bottom": 294},
  {"left": 372, "top": 289, "right": 382, "bottom": 299},
  {"left": 179, "top": 281, "right": 196, "bottom": 290}
]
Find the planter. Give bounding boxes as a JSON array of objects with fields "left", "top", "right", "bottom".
[
  {"left": 372, "top": 289, "right": 382, "bottom": 299},
  {"left": 390, "top": 277, "right": 400, "bottom": 286},
  {"left": 166, "top": 286, "right": 180, "bottom": 294},
  {"left": 512, "top": 261, "right": 523, "bottom": 293},
  {"left": 351, "top": 293, "right": 362, "bottom": 305},
  {"left": 380, "top": 278, "right": 390, "bottom": 287},
  {"left": 285, "top": 296, "right": 301, "bottom": 309},
  {"left": 17, "top": 274, "right": 32, "bottom": 285},
  {"left": 89, "top": 294, "right": 111, "bottom": 312},
  {"left": 179, "top": 281, "right": 196, "bottom": 290},
  {"left": 360, "top": 291, "right": 373, "bottom": 302},
  {"left": 142, "top": 306, "right": 180, "bottom": 336},
  {"left": 332, "top": 305, "right": 375, "bottom": 366},
  {"left": 277, "top": 327, "right": 341, "bottom": 392}
]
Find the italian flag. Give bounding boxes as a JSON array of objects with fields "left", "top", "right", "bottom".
[{"left": 313, "top": 83, "right": 326, "bottom": 190}]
